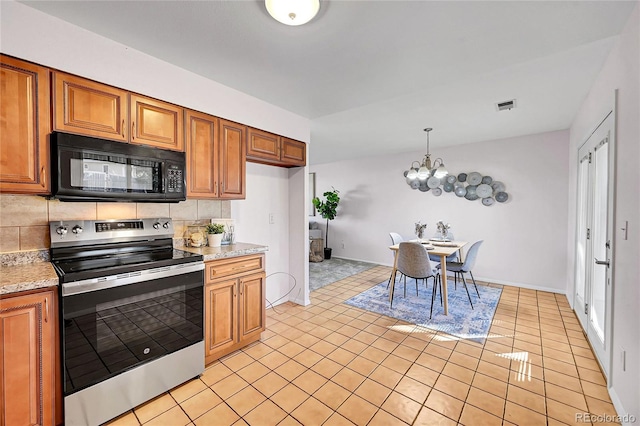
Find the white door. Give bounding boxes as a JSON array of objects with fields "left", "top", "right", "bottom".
[{"left": 574, "top": 112, "right": 614, "bottom": 377}]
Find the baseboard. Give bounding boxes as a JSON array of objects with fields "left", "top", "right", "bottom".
[
  {"left": 328, "top": 257, "right": 565, "bottom": 294},
  {"left": 330, "top": 255, "right": 382, "bottom": 265},
  {"left": 473, "top": 276, "right": 566, "bottom": 294},
  {"left": 608, "top": 387, "right": 634, "bottom": 424},
  {"left": 289, "top": 295, "right": 310, "bottom": 306}
]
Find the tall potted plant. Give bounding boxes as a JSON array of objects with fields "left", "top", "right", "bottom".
[{"left": 312, "top": 187, "right": 340, "bottom": 260}]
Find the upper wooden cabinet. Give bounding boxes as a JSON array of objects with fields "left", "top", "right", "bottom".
[
  {"left": 53, "top": 72, "right": 128, "bottom": 142},
  {"left": 219, "top": 119, "right": 246, "bottom": 198},
  {"left": 1, "top": 289, "right": 57, "bottom": 426},
  {"left": 130, "top": 94, "right": 184, "bottom": 151},
  {"left": 281, "top": 137, "right": 306, "bottom": 166},
  {"left": 247, "top": 127, "right": 306, "bottom": 167},
  {"left": 247, "top": 128, "right": 279, "bottom": 163},
  {"left": 0, "top": 55, "right": 50, "bottom": 194},
  {"left": 53, "top": 72, "right": 184, "bottom": 151},
  {"left": 186, "top": 110, "right": 245, "bottom": 199}
]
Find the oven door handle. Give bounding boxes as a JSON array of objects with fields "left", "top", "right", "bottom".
[{"left": 61, "top": 262, "right": 204, "bottom": 297}]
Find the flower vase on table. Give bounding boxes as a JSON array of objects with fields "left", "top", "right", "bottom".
[
  {"left": 415, "top": 221, "right": 427, "bottom": 243},
  {"left": 436, "top": 220, "right": 451, "bottom": 241}
]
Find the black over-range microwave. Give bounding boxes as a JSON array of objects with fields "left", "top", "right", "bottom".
[{"left": 51, "top": 132, "right": 186, "bottom": 202}]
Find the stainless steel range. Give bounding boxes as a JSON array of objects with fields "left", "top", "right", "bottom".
[{"left": 49, "top": 218, "right": 204, "bottom": 426}]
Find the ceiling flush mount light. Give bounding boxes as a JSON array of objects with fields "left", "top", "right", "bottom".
[
  {"left": 404, "top": 128, "right": 448, "bottom": 190},
  {"left": 265, "top": 0, "right": 320, "bottom": 26}
]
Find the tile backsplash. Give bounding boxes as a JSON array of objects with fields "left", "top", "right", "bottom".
[{"left": 0, "top": 194, "right": 231, "bottom": 253}]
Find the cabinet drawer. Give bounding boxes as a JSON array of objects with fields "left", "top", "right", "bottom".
[{"left": 206, "top": 254, "right": 264, "bottom": 283}]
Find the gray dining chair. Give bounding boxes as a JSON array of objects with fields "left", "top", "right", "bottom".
[
  {"left": 393, "top": 242, "right": 441, "bottom": 318},
  {"left": 389, "top": 232, "right": 404, "bottom": 245},
  {"left": 387, "top": 232, "right": 405, "bottom": 288},
  {"left": 437, "top": 240, "right": 483, "bottom": 309}
]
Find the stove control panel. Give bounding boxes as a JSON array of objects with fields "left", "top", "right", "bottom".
[
  {"left": 96, "top": 221, "right": 145, "bottom": 232},
  {"left": 50, "top": 218, "right": 174, "bottom": 247}
]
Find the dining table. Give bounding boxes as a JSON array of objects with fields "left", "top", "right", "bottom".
[{"left": 388, "top": 240, "right": 468, "bottom": 315}]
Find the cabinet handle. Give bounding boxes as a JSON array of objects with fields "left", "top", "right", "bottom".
[
  {"left": 44, "top": 298, "right": 49, "bottom": 323},
  {"left": 232, "top": 265, "right": 247, "bottom": 271},
  {"left": 132, "top": 122, "right": 135, "bottom": 140},
  {"left": 40, "top": 165, "right": 46, "bottom": 188},
  {"left": 240, "top": 281, "right": 243, "bottom": 296},
  {"left": 214, "top": 181, "right": 218, "bottom": 197},
  {"left": 122, "top": 120, "right": 125, "bottom": 138}
]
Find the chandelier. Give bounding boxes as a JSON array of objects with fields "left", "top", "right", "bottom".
[
  {"left": 265, "top": 0, "right": 320, "bottom": 26},
  {"left": 404, "top": 128, "right": 448, "bottom": 189}
]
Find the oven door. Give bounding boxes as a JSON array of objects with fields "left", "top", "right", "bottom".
[{"left": 61, "top": 262, "right": 204, "bottom": 396}]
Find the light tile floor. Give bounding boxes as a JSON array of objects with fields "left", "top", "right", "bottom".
[{"left": 106, "top": 266, "right": 619, "bottom": 425}]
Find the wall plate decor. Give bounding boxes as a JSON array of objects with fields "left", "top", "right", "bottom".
[
  {"left": 407, "top": 169, "right": 510, "bottom": 206},
  {"left": 401, "top": 130, "right": 509, "bottom": 205},
  {"left": 468, "top": 172, "right": 482, "bottom": 185},
  {"left": 476, "top": 184, "right": 492, "bottom": 198}
]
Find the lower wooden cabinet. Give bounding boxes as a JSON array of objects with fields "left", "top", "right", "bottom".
[
  {"left": 204, "top": 255, "right": 265, "bottom": 364},
  {"left": 0, "top": 288, "right": 58, "bottom": 426}
]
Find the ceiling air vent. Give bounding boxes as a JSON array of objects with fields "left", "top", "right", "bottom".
[{"left": 496, "top": 99, "right": 516, "bottom": 111}]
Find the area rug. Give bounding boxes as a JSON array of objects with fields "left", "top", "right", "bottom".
[
  {"left": 344, "top": 278, "right": 502, "bottom": 343},
  {"left": 309, "top": 257, "right": 379, "bottom": 291}
]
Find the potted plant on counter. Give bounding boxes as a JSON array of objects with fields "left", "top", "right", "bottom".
[
  {"left": 312, "top": 187, "right": 340, "bottom": 260},
  {"left": 205, "top": 223, "right": 225, "bottom": 247}
]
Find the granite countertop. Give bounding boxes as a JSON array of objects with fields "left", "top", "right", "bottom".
[
  {"left": 179, "top": 242, "right": 268, "bottom": 262},
  {"left": 0, "top": 243, "right": 268, "bottom": 296},
  {"left": 1, "top": 262, "right": 59, "bottom": 296}
]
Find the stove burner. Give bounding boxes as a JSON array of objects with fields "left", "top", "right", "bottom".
[{"left": 49, "top": 218, "right": 203, "bottom": 283}]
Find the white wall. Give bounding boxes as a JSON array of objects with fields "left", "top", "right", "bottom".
[
  {"left": 1, "top": 1, "right": 311, "bottom": 305},
  {"left": 311, "top": 130, "right": 570, "bottom": 292},
  {"left": 288, "top": 166, "right": 311, "bottom": 306},
  {"left": 0, "top": 2, "right": 309, "bottom": 141},
  {"left": 231, "top": 163, "right": 292, "bottom": 307},
  {"left": 567, "top": 3, "right": 639, "bottom": 419}
]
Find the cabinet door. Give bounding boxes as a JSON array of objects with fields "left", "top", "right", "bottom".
[
  {"left": 238, "top": 272, "right": 265, "bottom": 342},
  {"left": 281, "top": 138, "right": 306, "bottom": 167},
  {"left": 0, "top": 56, "right": 50, "bottom": 194},
  {"left": 246, "top": 127, "right": 280, "bottom": 163},
  {"left": 218, "top": 119, "right": 246, "bottom": 199},
  {"left": 1, "top": 290, "right": 56, "bottom": 426},
  {"left": 204, "top": 279, "right": 238, "bottom": 359},
  {"left": 53, "top": 72, "right": 128, "bottom": 142},
  {"left": 185, "top": 110, "right": 218, "bottom": 198},
  {"left": 130, "top": 95, "right": 184, "bottom": 151}
]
